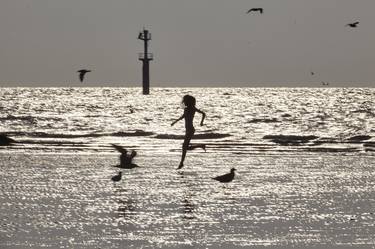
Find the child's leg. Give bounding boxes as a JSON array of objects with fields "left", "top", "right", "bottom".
[
  {"left": 178, "top": 140, "right": 189, "bottom": 169},
  {"left": 178, "top": 130, "right": 194, "bottom": 169}
]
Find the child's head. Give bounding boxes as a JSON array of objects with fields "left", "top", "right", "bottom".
[{"left": 182, "top": 95, "right": 196, "bottom": 108}]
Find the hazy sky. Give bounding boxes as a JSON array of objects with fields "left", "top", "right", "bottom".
[{"left": 0, "top": 0, "right": 374, "bottom": 87}]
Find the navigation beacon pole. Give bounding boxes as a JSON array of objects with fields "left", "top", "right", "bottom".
[{"left": 138, "top": 29, "right": 153, "bottom": 95}]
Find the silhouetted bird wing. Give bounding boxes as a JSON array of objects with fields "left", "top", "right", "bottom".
[
  {"left": 0, "top": 134, "right": 16, "bottom": 146},
  {"left": 130, "top": 150, "right": 137, "bottom": 158},
  {"left": 346, "top": 21, "right": 359, "bottom": 27},
  {"left": 112, "top": 144, "right": 128, "bottom": 154},
  {"left": 212, "top": 172, "right": 234, "bottom": 183},
  {"left": 247, "top": 8, "right": 263, "bottom": 14},
  {"left": 77, "top": 69, "right": 91, "bottom": 82}
]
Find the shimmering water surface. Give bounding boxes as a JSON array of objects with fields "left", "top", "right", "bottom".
[{"left": 0, "top": 88, "right": 375, "bottom": 248}]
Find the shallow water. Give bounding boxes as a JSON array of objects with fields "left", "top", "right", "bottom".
[
  {"left": 0, "top": 87, "right": 374, "bottom": 154},
  {"left": 1, "top": 87, "right": 375, "bottom": 248},
  {"left": 1, "top": 153, "right": 375, "bottom": 249}
]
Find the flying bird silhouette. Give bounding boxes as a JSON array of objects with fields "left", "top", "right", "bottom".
[
  {"left": 346, "top": 21, "right": 359, "bottom": 28},
  {"left": 212, "top": 168, "right": 236, "bottom": 183},
  {"left": 111, "top": 172, "right": 122, "bottom": 182},
  {"left": 247, "top": 8, "right": 263, "bottom": 14},
  {"left": 112, "top": 144, "right": 139, "bottom": 169},
  {"left": 77, "top": 69, "right": 91, "bottom": 82}
]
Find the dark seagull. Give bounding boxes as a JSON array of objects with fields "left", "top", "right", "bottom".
[
  {"left": 77, "top": 69, "right": 91, "bottom": 82},
  {"left": 346, "top": 21, "right": 359, "bottom": 28},
  {"left": 247, "top": 8, "right": 263, "bottom": 14},
  {"left": 212, "top": 168, "right": 236, "bottom": 183},
  {"left": 111, "top": 172, "right": 122, "bottom": 182},
  {"left": 112, "top": 144, "right": 139, "bottom": 169}
]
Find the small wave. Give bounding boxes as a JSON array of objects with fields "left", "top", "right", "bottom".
[
  {"left": 5, "top": 130, "right": 154, "bottom": 139},
  {"left": 0, "top": 115, "right": 36, "bottom": 122},
  {"left": 0, "top": 134, "right": 16, "bottom": 145},
  {"left": 263, "top": 135, "right": 319, "bottom": 145},
  {"left": 347, "top": 135, "right": 371, "bottom": 142},
  {"left": 305, "top": 147, "right": 361, "bottom": 153},
  {"left": 222, "top": 92, "right": 235, "bottom": 96},
  {"left": 364, "top": 142, "right": 375, "bottom": 148},
  {"left": 154, "top": 133, "right": 231, "bottom": 140},
  {"left": 0, "top": 115, "right": 64, "bottom": 123},
  {"left": 111, "top": 131, "right": 155, "bottom": 137},
  {"left": 248, "top": 118, "right": 279, "bottom": 123}
]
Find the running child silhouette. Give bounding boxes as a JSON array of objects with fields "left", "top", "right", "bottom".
[{"left": 171, "top": 95, "right": 206, "bottom": 169}]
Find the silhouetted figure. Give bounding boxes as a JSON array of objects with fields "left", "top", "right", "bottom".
[
  {"left": 112, "top": 144, "right": 139, "bottom": 169},
  {"left": 346, "top": 21, "right": 359, "bottom": 28},
  {"left": 247, "top": 8, "right": 263, "bottom": 14},
  {"left": 77, "top": 69, "right": 91, "bottom": 82},
  {"left": 111, "top": 172, "right": 122, "bottom": 182},
  {"left": 212, "top": 168, "right": 236, "bottom": 183},
  {"left": 171, "top": 95, "right": 206, "bottom": 169}
]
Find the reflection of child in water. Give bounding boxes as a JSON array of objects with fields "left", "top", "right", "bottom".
[{"left": 171, "top": 95, "right": 206, "bottom": 169}]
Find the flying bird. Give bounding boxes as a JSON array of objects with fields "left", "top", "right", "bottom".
[
  {"left": 346, "top": 21, "right": 359, "bottom": 28},
  {"left": 247, "top": 8, "right": 263, "bottom": 14},
  {"left": 112, "top": 144, "right": 139, "bottom": 169},
  {"left": 77, "top": 69, "right": 91, "bottom": 82},
  {"left": 212, "top": 168, "right": 236, "bottom": 183},
  {"left": 111, "top": 172, "right": 122, "bottom": 182}
]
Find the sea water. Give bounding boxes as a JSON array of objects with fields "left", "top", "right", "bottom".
[{"left": 0, "top": 87, "right": 374, "bottom": 248}]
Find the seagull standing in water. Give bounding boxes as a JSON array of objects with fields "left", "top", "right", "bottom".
[
  {"left": 346, "top": 21, "right": 359, "bottom": 28},
  {"left": 112, "top": 144, "right": 139, "bottom": 169},
  {"left": 212, "top": 168, "right": 236, "bottom": 183},
  {"left": 77, "top": 69, "right": 91, "bottom": 82},
  {"left": 247, "top": 8, "right": 263, "bottom": 14}
]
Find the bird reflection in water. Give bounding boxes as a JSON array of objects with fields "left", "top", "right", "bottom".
[
  {"left": 117, "top": 198, "right": 136, "bottom": 219},
  {"left": 113, "top": 188, "right": 137, "bottom": 219},
  {"left": 182, "top": 197, "right": 195, "bottom": 220}
]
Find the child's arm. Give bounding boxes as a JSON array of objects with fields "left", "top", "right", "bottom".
[
  {"left": 171, "top": 114, "right": 184, "bottom": 126},
  {"left": 196, "top": 108, "right": 206, "bottom": 126}
]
